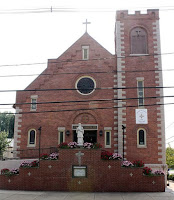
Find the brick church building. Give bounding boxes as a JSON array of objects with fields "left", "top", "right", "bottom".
[{"left": 14, "top": 10, "right": 165, "bottom": 169}]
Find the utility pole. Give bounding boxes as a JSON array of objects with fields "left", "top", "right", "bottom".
[{"left": 122, "top": 125, "right": 126, "bottom": 160}]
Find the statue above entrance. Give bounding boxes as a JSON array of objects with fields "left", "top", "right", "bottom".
[{"left": 76, "top": 123, "right": 84, "bottom": 146}]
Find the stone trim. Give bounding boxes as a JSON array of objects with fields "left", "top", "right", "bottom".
[
  {"left": 58, "top": 127, "right": 65, "bottom": 131},
  {"left": 13, "top": 107, "right": 22, "bottom": 158},
  {"left": 153, "top": 20, "right": 165, "bottom": 164},
  {"left": 104, "top": 127, "right": 112, "bottom": 131},
  {"left": 116, "top": 21, "right": 126, "bottom": 157}
]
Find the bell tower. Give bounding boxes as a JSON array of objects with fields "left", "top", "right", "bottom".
[{"left": 115, "top": 10, "right": 165, "bottom": 168}]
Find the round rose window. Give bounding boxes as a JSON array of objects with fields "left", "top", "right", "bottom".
[{"left": 76, "top": 77, "right": 96, "bottom": 95}]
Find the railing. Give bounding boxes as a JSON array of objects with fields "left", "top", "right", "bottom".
[{"left": 3, "top": 147, "right": 58, "bottom": 160}]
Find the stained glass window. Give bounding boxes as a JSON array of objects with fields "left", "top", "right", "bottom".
[{"left": 76, "top": 77, "right": 95, "bottom": 95}]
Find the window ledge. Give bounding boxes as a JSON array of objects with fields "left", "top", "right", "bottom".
[
  {"left": 30, "top": 109, "right": 37, "bottom": 111},
  {"left": 27, "top": 145, "right": 36, "bottom": 148},
  {"left": 129, "top": 54, "right": 149, "bottom": 56},
  {"left": 137, "top": 145, "right": 147, "bottom": 148},
  {"left": 138, "top": 106, "right": 145, "bottom": 109}
]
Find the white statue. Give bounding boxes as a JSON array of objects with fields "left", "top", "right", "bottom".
[{"left": 76, "top": 123, "right": 84, "bottom": 146}]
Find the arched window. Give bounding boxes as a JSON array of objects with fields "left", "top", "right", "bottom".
[
  {"left": 28, "top": 129, "right": 36, "bottom": 147},
  {"left": 130, "top": 27, "right": 148, "bottom": 54},
  {"left": 137, "top": 128, "right": 146, "bottom": 148}
]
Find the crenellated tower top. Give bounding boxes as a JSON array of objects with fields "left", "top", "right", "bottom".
[{"left": 116, "top": 9, "right": 159, "bottom": 20}]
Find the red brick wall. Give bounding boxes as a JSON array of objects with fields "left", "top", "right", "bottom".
[
  {"left": 0, "top": 149, "right": 165, "bottom": 192},
  {"left": 116, "top": 10, "right": 164, "bottom": 164},
  {"left": 14, "top": 10, "right": 165, "bottom": 166},
  {"left": 14, "top": 33, "right": 116, "bottom": 157}
]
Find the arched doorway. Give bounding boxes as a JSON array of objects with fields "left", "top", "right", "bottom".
[{"left": 72, "top": 113, "right": 98, "bottom": 143}]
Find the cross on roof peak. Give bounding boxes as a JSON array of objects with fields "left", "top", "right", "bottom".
[{"left": 83, "top": 19, "right": 91, "bottom": 32}]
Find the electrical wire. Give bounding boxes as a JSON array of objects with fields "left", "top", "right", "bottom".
[
  {"left": 0, "top": 86, "right": 171, "bottom": 93},
  {"left": 166, "top": 135, "right": 174, "bottom": 141},
  {"left": 2, "top": 101, "right": 173, "bottom": 115},
  {"left": 0, "top": 51, "right": 173, "bottom": 68},
  {"left": 0, "top": 6, "right": 174, "bottom": 14},
  {"left": 0, "top": 94, "right": 172, "bottom": 107},
  {"left": 1, "top": 68, "right": 174, "bottom": 78}
]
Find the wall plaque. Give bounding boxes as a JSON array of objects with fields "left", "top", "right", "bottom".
[
  {"left": 136, "top": 109, "right": 148, "bottom": 124},
  {"left": 72, "top": 124, "right": 98, "bottom": 130},
  {"left": 72, "top": 166, "right": 87, "bottom": 178}
]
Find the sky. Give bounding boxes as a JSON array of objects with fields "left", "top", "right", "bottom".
[{"left": 0, "top": 0, "right": 174, "bottom": 147}]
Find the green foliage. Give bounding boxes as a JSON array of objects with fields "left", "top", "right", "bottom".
[
  {"left": 0, "top": 131, "right": 11, "bottom": 157},
  {"left": 166, "top": 146, "right": 174, "bottom": 168},
  {"left": 168, "top": 174, "right": 174, "bottom": 181},
  {"left": 0, "top": 112, "right": 14, "bottom": 138}
]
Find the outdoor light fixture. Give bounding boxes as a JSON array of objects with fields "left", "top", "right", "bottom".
[
  {"left": 66, "top": 130, "right": 70, "bottom": 136},
  {"left": 99, "top": 130, "right": 103, "bottom": 136}
]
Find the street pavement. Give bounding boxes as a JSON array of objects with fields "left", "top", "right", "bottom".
[{"left": 0, "top": 186, "right": 174, "bottom": 200}]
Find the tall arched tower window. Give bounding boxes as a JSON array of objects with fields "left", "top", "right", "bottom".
[{"left": 130, "top": 27, "right": 148, "bottom": 54}]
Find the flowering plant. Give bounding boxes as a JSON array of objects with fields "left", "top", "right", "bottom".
[
  {"left": 93, "top": 143, "right": 102, "bottom": 149},
  {"left": 68, "top": 142, "right": 78, "bottom": 148},
  {"left": 58, "top": 142, "right": 69, "bottom": 149},
  {"left": 40, "top": 152, "right": 58, "bottom": 160},
  {"left": 83, "top": 142, "right": 93, "bottom": 149},
  {"left": 1, "top": 168, "right": 19, "bottom": 176},
  {"left": 143, "top": 167, "right": 152, "bottom": 175},
  {"left": 122, "top": 160, "right": 134, "bottom": 167},
  {"left": 154, "top": 170, "right": 164, "bottom": 175},
  {"left": 10, "top": 168, "right": 19, "bottom": 175},
  {"left": 30, "top": 160, "right": 39, "bottom": 167},
  {"left": 133, "top": 160, "right": 144, "bottom": 167},
  {"left": 20, "top": 160, "right": 39, "bottom": 168},
  {"left": 49, "top": 152, "right": 58, "bottom": 160},
  {"left": 112, "top": 153, "right": 123, "bottom": 160},
  {"left": 1, "top": 168, "right": 10, "bottom": 175},
  {"left": 20, "top": 160, "right": 32, "bottom": 168},
  {"left": 40, "top": 153, "right": 49, "bottom": 160},
  {"left": 101, "top": 151, "right": 113, "bottom": 160}
]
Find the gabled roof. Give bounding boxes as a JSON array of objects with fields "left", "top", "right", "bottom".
[{"left": 57, "top": 32, "right": 113, "bottom": 60}]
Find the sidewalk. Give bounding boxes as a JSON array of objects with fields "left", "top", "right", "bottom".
[{"left": 0, "top": 187, "right": 174, "bottom": 200}]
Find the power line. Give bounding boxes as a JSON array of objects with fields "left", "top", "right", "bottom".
[
  {"left": 166, "top": 139, "right": 174, "bottom": 144},
  {"left": 0, "top": 94, "right": 171, "bottom": 107},
  {"left": 2, "top": 101, "right": 173, "bottom": 115},
  {"left": 166, "top": 122, "right": 174, "bottom": 130},
  {"left": 0, "top": 6, "right": 174, "bottom": 14},
  {"left": 0, "top": 86, "right": 172, "bottom": 93},
  {"left": 1, "top": 68, "right": 174, "bottom": 78},
  {"left": 166, "top": 135, "right": 174, "bottom": 141},
  {"left": 0, "top": 52, "right": 173, "bottom": 68}
]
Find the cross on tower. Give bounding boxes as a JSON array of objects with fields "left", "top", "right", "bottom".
[
  {"left": 83, "top": 19, "right": 91, "bottom": 32},
  {"left": 75, "top": 151, "right": 84, "bottom": 166}
]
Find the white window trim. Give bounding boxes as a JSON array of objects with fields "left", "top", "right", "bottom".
[
  {"left": 30, "top": 95, "right": 38, "bottom": 111},
  {"left": 137, "top": 78, "right": 144, "bottom": 107},
  {"left": 105, "top": 130, "right": 111, "bottom": 148},
  {"left": 82, "top": 46, "right": 89, "bottom": 60},
  {"left": 27, "top": 129, "right": 36, "bottom": 147},
  {"left": 137, "top": 128, "right": 147, "bottom": 148},
  {"left": 75, "top": 76, "right": 96, "bottom": 96},
  {"left": 58, "top": 127, "right": 65, "bottom": 144}
]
